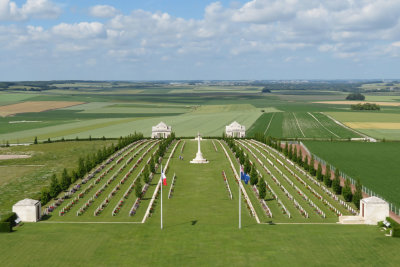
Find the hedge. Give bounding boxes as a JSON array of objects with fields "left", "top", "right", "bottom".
[
  {"left": 0, "top": 222, "right": 11, "bottom": 233},
  {"left": 0, "top": 212, "right": 17, "bottom": 227}
]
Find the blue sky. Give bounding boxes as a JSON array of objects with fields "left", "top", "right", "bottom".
[{"left": 1, "top": 0, "right": 400, "bottom": 80}]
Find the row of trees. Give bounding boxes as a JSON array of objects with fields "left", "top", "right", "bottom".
[
  {"left": 134, "top": 133, "right": 175, "bottom": 199},
  {"left": 40, "top": 133, "right": 144, "bottom": 205},
  {"left": 254, "top": 134, "right": 363, "bottom": 209},
  {"left": 351, "top": 103, "right": 380, "bottom": 110}
]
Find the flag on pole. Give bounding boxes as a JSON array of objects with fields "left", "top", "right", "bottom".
[
  {"left": 162, "top": 170, "right": 167, "bottom": 186},
  {"left": 240, "top": 165, "right": 250, "bottom": 184}
]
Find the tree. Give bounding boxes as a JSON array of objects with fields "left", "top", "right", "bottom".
[
  {"left": 258, "top": 178, "right": 266, "bottom": 199},
  {"left": 239, "top": 150, "right": 245, "bottom": 165},
  {"left": 49, "top": 174, "right": 61, "bottom": 198},
  {"left": 261, "top": 87, "right": 271, "bottom": 93},
  {"left": 40, "top": 187, "right": 50, "bottom": 205},
  {"left": 60, "top": 168, "right": 71, "bottom": 191},
  {"left": 316, "top": 162, "right": 323, "bottom": 181},
  {"left": 332, "top": 168, "right": 341, "bottom": 194},
  {"left": 149, "top": 157, "right": 155, "bottom": 173},
  {"left": 298, "top": 148, "right": 303, "bottom": 166},
  {"left": 353, "top": 179, "right": 363, "bottom": 209},
  {"left": 143, "top": 167, "right": 150, "bottom": 184},
  {"left": 244, "top": 156, "right": 251, "bottom": 175},
  {"left": 304, "top": 155, "right": 309, "bottom": 171},
  {"left": 310, "top": 156, "right": 316, "bottom": 176},
  {"left": 324, "top": 165, "right": 332, "bottom": 187},
  {"left": 346, "top": 93, "right": 365, "bottom": 100},
  {"left": 288, "top": 144, "right": 293, "bottom": 159},
  {"left": 342, "top": 179, "right": 353, "bottom": 202},
  {"left": 135, "top": 178, "right": 143, "bottom": 198},
  {"left": 283, "top": 142, "right": 288, "bottom": 156},
  {"left": 78, "top": 157, "right": 86, "bottom": 178},
  {"left": 71, "top": 170, "right": 79, "bottom": 183},
  {"left": 250, "top": 166, "right": 258, "bottom": 185},
  {"left": 34, "top": 136, "right": 38, "bottom": 144}
]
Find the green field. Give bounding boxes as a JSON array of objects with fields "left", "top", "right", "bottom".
[
  {"left": 247, "top": 112, "right": 360, "bottom": 139},
  {"left": 1, "top": 139, "right": 400, "bottom": 266},
  {"left": 303, "top": 141, "right": 400, "bottom": 207}
]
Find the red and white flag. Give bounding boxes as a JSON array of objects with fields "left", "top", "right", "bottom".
[{"left": 162, "top": 171, "right": 167, "bottom": 186}]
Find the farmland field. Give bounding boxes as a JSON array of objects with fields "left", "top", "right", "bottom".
[
  {"left": 303, "top": 141, "right": 400, "bottom": 207},
  {"left": 247, "top": 112, "right": 360, "bottom": 139},
  {"left": 0, "top": 101, "right": 84, "bottom": 117}
]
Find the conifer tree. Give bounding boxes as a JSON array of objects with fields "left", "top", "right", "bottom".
[
  {"left": 353, "top": 179, "right": 363, "bottom": 209},
  {"left": 34, "top": 136, "right": 38, "bottom": 144},
  {"left": 288, "top": 144, "right": 293, "bottom": 159},
  {"left": 284, "top": 142, "right": 288, "bottom": 156},
  {"left": 78, "top": 157, "right": 86, "bottom": 178},
  {"left": 293, "top": 145, "right": 298, "bottom": 162},
  {"left": 258, "top": 178, "right": 266, "bottom": 199},
  {"left": 310, "top": 156, "right": 316, "bottom": 176},
  {"left": 324, "top": 165, "right": 332, "bottom": 187},
  {"left": 332, "top": 168, "right": 341, "bottom": 194},
  {"left": 143, "top": 167, "right": 150, "bottom": 184},
  {"left": 135, "top": 178, "right": 143, "bottom": 198},
  {"left": 250, "top": 166, "right": 258, "bottom": 185},
  {"left": 40, "top": 187, "right": 50, "bottom": 205},
  {"left": 298, "top": 148, "right": 303, "bottom": 166},
  {"left": 304, "top": 155, "right": 309, "bottom": 171},
  {"left": 49, "top": 174, "right": 61, "bottom": 198},
  {"left": 149, "top": 157, "right": 155, "bottom": 173},
  {"left": 60, "top": 168, "right": 71, "bottom": 191},
  {"left": 342, "top": 179, "right": 353, "bottom": 202},
  {"left": 316, "top": 162, "right": 323, "bottom": 181},
  {"left": 244, "top": 155, "right": 251, "bottom": 174}
]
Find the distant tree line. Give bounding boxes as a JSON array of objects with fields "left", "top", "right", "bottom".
[
  {"left": 351, "top": 103, "right": 380, "bottom": 111},
  {"left": 346, "top": 93, "right": 365, "bottom": 100}
]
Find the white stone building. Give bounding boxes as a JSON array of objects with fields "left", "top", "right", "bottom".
[
  {"left": 225, "top": 121, "right": 245, "bottom": 138},
  {"left": 360, "top": 196, "right": 389, "bottom": 225},
  {"left": 151, "top": 122, "right": 172, "bottom": 138},
  {"left": 12, "top": 199, "right": 41, "bottom": 222}
]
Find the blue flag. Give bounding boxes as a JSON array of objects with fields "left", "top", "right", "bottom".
[{"left": 240, "top": 165, "right": 250, "bottom": 184}]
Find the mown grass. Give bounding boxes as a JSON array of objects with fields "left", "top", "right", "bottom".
[{"left": 304, "top": 141, "right": 400, "bottom": 207}]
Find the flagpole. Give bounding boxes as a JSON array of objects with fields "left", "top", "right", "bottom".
[
  {"left": 239, "top": 165, "right": 241, "bottom": 229},
  {"left": 161, "top": 164, "right": 163, "bottom": 230}
]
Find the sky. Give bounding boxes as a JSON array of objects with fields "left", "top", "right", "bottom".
[{"left": 0, "top": 0, "right": 400, "bottom": 81}]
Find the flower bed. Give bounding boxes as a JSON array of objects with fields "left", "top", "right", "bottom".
[
  {"left": 217, "top": 140, "right": 260, "bottom": 223},
  {"left": 168, "top": 173, "right": 177, "bottom": 199},
  {"left": 221, "top": 171, "right": 233, "bottom": 200}
]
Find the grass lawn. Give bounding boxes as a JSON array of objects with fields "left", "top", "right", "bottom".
[
  {"left": 303, "top": 141, "right": 400, "bottom": 208},
  {"left": 1, "top": 139, "right": 400, "bottom": 266}
]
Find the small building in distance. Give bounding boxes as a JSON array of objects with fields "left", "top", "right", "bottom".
[
  {"left": 225, "top": 121, "right": 245, "bottom": 138},
  {"left": 12, "top": 199, "right": 41, "bottom": 222},
  {"left": 360, "top": 196, "right": 389, "bottom": 225},
  {"left": 152, "top": 122, "right": 172, "bottom": 138}
]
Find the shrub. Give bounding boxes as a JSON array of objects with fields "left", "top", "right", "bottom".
[
  {"left": 386, "top": 218, "right": 400, "bottom": 238},
  {"left": 324, "top": 165, "right": 332, "bottom": 188}
]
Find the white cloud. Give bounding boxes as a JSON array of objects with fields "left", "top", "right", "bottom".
[
  {"left": 0, "top": 0, "right": 60, "bottom": 21},
  {"left": 89, "top": 5, "right": 118, "bottom": 18},
  {"left": 52, "top": 22, "right": 106, "bottom": 39}
]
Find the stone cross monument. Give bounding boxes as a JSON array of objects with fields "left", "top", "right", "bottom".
[{"left": 190, "top": 132, "right": 208, "bottom": 164}]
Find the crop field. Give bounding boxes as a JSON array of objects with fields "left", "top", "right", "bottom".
[
  {"left": 0, "top": 140, "right": 115, "bottom": 214},
  {"left": 303, "top": 141, "right": 400, "bottom": 207},
  {"left": 1, "top": 139, "right": 400, "bottom": 266},
  {"left": 247, "top": 112, "right": 360, "bottom": 139},
  {"left": 0, "top": 101, "right": 85, "bottom": 117},
  {"left": 328, "top": 112, "right": 400, "bottom": 140}
]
